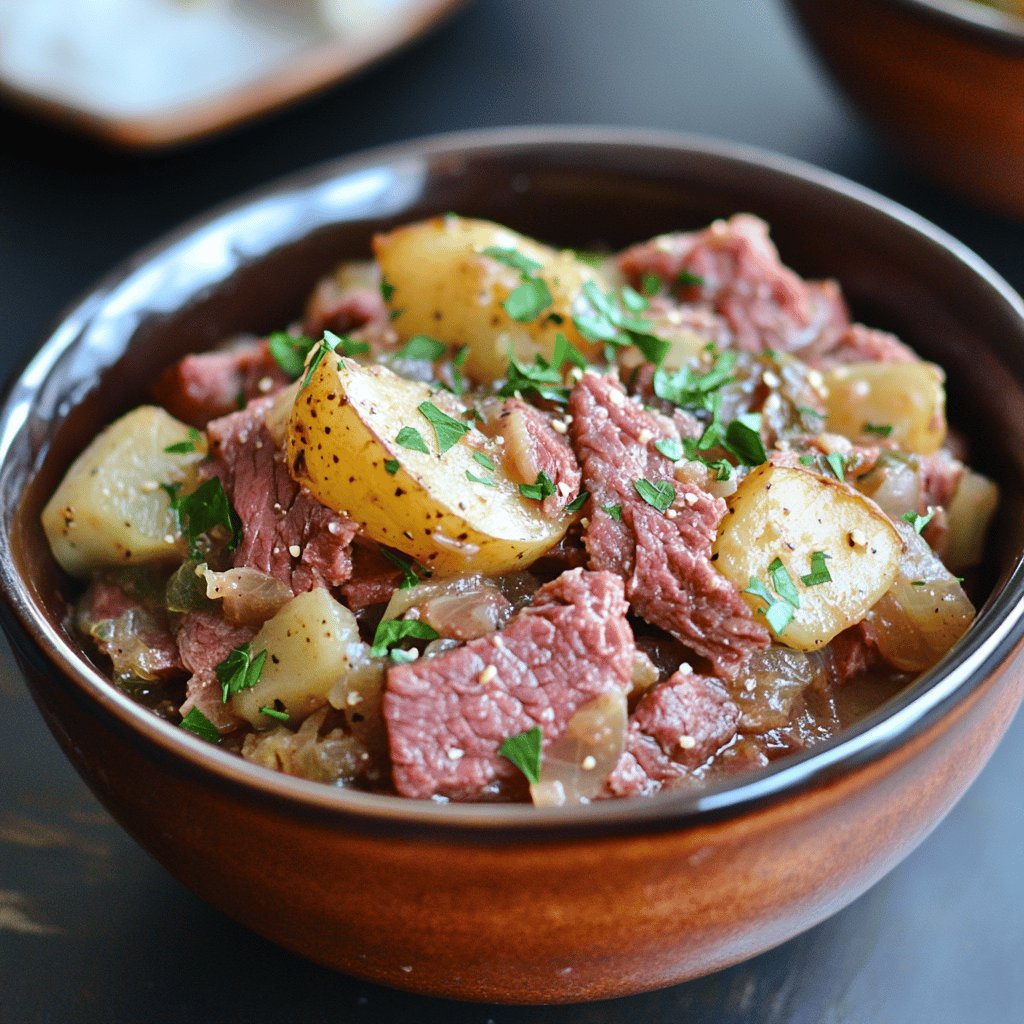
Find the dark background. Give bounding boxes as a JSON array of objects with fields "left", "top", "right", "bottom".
[{"left": 1, "top": 2, "right": 1022, "bottom": 1022}]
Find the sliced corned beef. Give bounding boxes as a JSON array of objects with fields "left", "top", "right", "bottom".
[
  {"left": 617, "top": 215, "right": 850, "bottom": 356},
  {"left": 383, "top": 568, "right": 636, "bottom": 801},
  {"left": 177, "top": 610, "right": 255, "bottom": 731},
  {"left": 605, "top": 669, "right": 740, "bottom": 798},
  {"left": 303, "top": 277, "right": 395, "bottom": 353},
  {"left": 569, "top": 373, "right": 769, "bottom": 677},
  {"left": 205, "top": 399, "right": 358, "bottom": 594},
  {"left": 498, "top": 398, "right": 581, "bottom": 516},
  {"left": 807, "top": 323, "right": 917, "bottom": 369},
  {"left": 152, "top": 339, "right": 289, "bottom": 428}
]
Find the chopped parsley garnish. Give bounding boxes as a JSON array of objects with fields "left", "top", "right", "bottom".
[
  {"left": 301, "top": 331, "right": 339, "bottom": 388},
  {"left": 551, "top": 332, "right": 588, "bottom": 371},
  {"left": 395, "top": 425, "right": 429, "bottom": 454},
  {"left": 179, "top": 707, "right": 220, "bottom": 742},
  {"left": 620, "top": 285, "right": 649, "bottom": 314},
  {"left": 634, "top": 478, "right": 675, "bottom": 512},
  {"left": 335, "top": 333, "right": 371, "bottom": 358},
  {"left": 631, "top": 332, "right": 672, "bottom": 367},
  {"left": 743, "top": 577, "right": 795, "bottom": 636},
  {"left": 398, "top": 335, "right": 447, "bottom": 361},
  {"left": 800, "top": 551, "right": 832, "bottom": 587},
  {"left": 482, "top": 245, "right": 543, "bottom": 277},
  {"left": 504, "top": 277, "right": 554, "bottom": 322},
  {"left": 572, "top": 281, "right": 671, "bottom": 366},
  {"left": 768, "top": 558, "right": 801, "bottom": 609},
  {"left": 655, "top": 437, "right": 683, "bottom": 461},
  {"left": 466, "top": 470, "right": 496, "bottom": 487},
  {"left": 260, "top": 704, "right": 289, "bottom": 722},
  {"left": 472, "top": 451, "right": 496, "bottom": 471},
  {"left": 499, "top": 355, "right": 569, "bottom": 405},
  {"left": 565, "top": 490, "right": 589, "bottom": 514},
  {"left": 824, "top": 451, "right": 847, "bottom": 482},
  {"left": 864, "top": 422, "right": 894, "bottom": 438},
  {"left": 418, "top": 400, "right": 470, "bottom": 453},
  {"left": 602, "top": 503, "right": 623, "bottom": 520},
  {"left": 268, "top": 331, "right": 315, "bottom": 378},
  {"left": 571, "top": 249, "right": 607, "bottom": 268},
  {"left": 676, "top": 269, "right": 705, "bottom": 288},
  {"left": 450, "top": 345, "right": 469, "bottom": 395},
  {"left": 215, "top": 641, "right": 268, "bottom": 704},
  {"left": 641, "top": 272, "right": 662, "bottom": 297},
  {"left": 653, "top": 351, "right": 735, "bottom": 410},
  {"left": 796, "top": 405, "right": 826, "bottom": 423},
  {"left": 519, "top": 471, "right": 556, "bottom": 501},
  {"left": 902, "top": 509, "right": 934, "bottom": 534},
  {"left": 798, "top": 454, "right": 816, "bottom": 466},
  {"left": 380, "top": 547, "right": 427, "bottom": 589},
  {"left": 164, "top": 427, "right": 203, "bottom": 455},
  {"left": 724, "top": 413, "right": 767, "bottom": 466},
  {"left": 499, "top": 725, "right": 543, "bottom": 784},
  {"left": 380, "top": 277, "right": 395, "bottom": 302},
  {"left": 370, "top": 618, "right": 440, "bottom": 658},
  {"left": 163, "top": 476, "right": 240, "bottom": 557},
  {"left": 384, "top": 458, "right": 400, "bottom": 475}
]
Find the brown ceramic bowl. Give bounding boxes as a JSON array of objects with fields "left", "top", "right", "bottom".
[
  {"left": 2, "top": 128, "right": 1024, "bottom": 1004},
  {"left": 785, "top": 0, "right": 1024, "bottom": 219}
]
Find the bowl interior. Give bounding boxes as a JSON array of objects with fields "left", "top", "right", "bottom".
[{"left": 4, "top": 128, "right": 1024, "bottom": 832}]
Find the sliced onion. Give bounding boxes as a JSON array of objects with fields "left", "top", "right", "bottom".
[
  {"left": 855, "top": 453, "right": 921, "bottom": 521},
  {"left": 530, "top": 691, "right": 627, "bottom": 807},
  {"left": 731, "top": 646, "right": 826, "bottom": 733},
  {"left": 941, "top": 469, "right": 998, "bottom": 573},
  {"left": 200, "top": 564, "right": 292, "bottom": 626},
  {"left": 867, "top": 521, "right": 975, "bottom": 673}
]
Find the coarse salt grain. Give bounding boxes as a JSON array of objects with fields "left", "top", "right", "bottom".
[
  {"left": 346, "top": 691, "right": 364, "bottom": 706},
  {"left": 446, "top": 748, "right": 465, "bottom": 761},
  {"left": 638, "top": 429, "right": 654, "bottom": 444},
  {"left": 678, "top": 735, "right": 697, "bottom": 750},
  {"left": 581, "top": 755, "right": 597, "bottom": 771},
  {"left": 288, "top": 544, "right": 301, "bottom": 558},
  {"left": 478, "top": 665, "right": 497, "bottom": 685}
]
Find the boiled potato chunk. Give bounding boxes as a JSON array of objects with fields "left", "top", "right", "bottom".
[
  {"left": 231, "top": 589, "right": 373, "bottom": 726},
  {"left": 713, "top": 464, "right": 903, "bottom": 650},
  {"left": 287, "top": 357, "right": 568, "bottom": 574},
  {"left": 822, "top": 361, "right": 946, "bottom": 454},
  {"left": 42, "top": 406, "right": 204, "bottom": 578},
  {"left": 374, "top": 216, "right": 607, "bottom": 382}
]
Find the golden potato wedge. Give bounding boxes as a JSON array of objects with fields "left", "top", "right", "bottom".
[
  {"left": 374, "top": 216, "right": 607, "bottom": 382},
  {"left": 713, "top": 464, "right": 903, "bottom": 650},
  {"left": 42, "top": 406, "right": 204, "bottom": 578},
  {"left": 286, "top": 357, "right": 569, "bottom": 574},
  {"left": 231, "top": 588, "right": 377, "bottom": 727},
  {"left": 822, "top": 361, "right": 946, "bottom": 454}
]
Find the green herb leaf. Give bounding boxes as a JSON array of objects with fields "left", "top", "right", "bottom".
[
  {"left": 825, "top": 451, "right": 847, "bottom": 481},
  {"left": 641, "top": 272, "right": 662, "bottom": 297},
  {"left": 398, "top": 335, "right": 447, "bottom": 361},
  {"left": 619, "top": 285, "right": 649, "bottom": 314},
  {"left": 602, "top": 503, "right": 623, "bottom": 520},
  {"left": 798, "top": 454, "right": 816, "bottom": 466},
  {"left": 179, "top": 707, "right": 220, "bottom": 742},
  {"left": 654, "top": 437, "right": 683, "bottom": 461},
  {"left": 164, "top": 427, "right": 203, "bottom": 455},
  {"left": 634, "top": 478, "right": 676, "bottom": 512},
  {"left": 800, "top": 551, "right": 832, "bottom": 587},
  {"left": 632, "top": 332, "right": 672, "bottom": 367},
  {"left": 551, "top": 332, "right": 588, "bottom": 371},
  {"left": 380, "top": 278, "right": 395, "bottom": 302},
  {"left": 384, "top": 458, "right": 400, "bottom": 475},
  {"left": 259, "top": 704, "right": 289, "bottom": 722},
  {"left": 418, "top": 401, "right": 470, "bottom": 453},
  {"left": 472, "top": 451, "right": 496, "bottom": 471},
  {"left": 395, "top": 426, "right": 429, "bottom": 454},
  {"left": 676, "top": 269, "right": 705, "bottom": 288},
  {"left": 504, "top": 278, "right": 553, "bottom": 322},
  {"left": 724, "top": 413, "right": 767, "bottom": 466},
  {"left": 370, "top": 618, "right": 439, "bottom": 658},
  {"left": 653, "top": 351, "right": 735, "bottom": 410},
  {"left": 268, "top": 331, "right": 315, "bottom": 378},
  {"left": 499, "top": 725, "right": 543, "bottom": 784},
  {"left": 902, "top": 510, "right": 934, "bottom": 534},
  {"left": 450, "top": 345, "right": 469, "bottom": 396},
  {"left": 768, "top": 557, "right": 801, "bottom": 609},
  {"left": 863, "top": 422, "right": 894, "bottom": 438},
  {"left": 165, "top": 476, "right": 240, "bottom": 557},
  {"left": 215, "top": 642, "right": 268, "bottom": 704},
  {"left": 466, "top": 470, "right": 497, "bottom": 487},
  {"left": 744, "top": 577, "right": 774, "bottom": 605},
  {"left": 565, "top": 490, "right": 589, "bottom": 514},
  {"left": 380, "top": 547, "right": 423, "bottom": 589},
  {"left": 301, "top": 331, "right": 340, "bottom": 388},
  {"left": 498, "top": 355, "right": 569, "bottom": 405},
  {"left": 764, "top": 602, "right": 795, "bottom": 635},
  {"left": 482, "top": 245, "right": 543, "bottom": 277},
  {"left": 519, "top": 471, "right": 556, "bottom": 501}
]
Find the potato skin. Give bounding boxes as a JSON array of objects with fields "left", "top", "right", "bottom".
[
  {"left": 822, "top": 361, "right": 946, "bottom": 454},
  {"left": 374, "top": 216, "right": 607, "bottom": 382},
  {"left": 286, "top": 357, "right": 568, "bottom": 575},
  {"left": 42, "top": 406, "right": 203, "bottom": 577},
  {"left": 713, "top": 464, "right": 903, "bottom": 650}
]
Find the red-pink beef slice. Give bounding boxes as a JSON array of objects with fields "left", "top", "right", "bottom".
[
  {"left": 383, "top": 568, "right": 635, "bottom": 801},
  {"left": 807, "top": 322, "right": 917, "bottom": 370},
  {"left": 205, "top": 399, "right": 358, "bottom": 594},
  {"left": 569, "top": 373, "right": 769, "bottom": 677},
  {"left": 499, "top": 398, "right": 581, "bottom": 516},
  {"left": 177, "top": 610, "right": 255, "bottom": 731},
  {"left": 605, "top": 670, "right": 739, "bottom": 798},
  {"left": 304, "top": 279, "right": 396, "bottom": 354},
  {"left": 617, "top": 215, "right": 850, "bottom": 356},
  {"left": 152, "top": 339, "right": 290, "bottom": 429}
]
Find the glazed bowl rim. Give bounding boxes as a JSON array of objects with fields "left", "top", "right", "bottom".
[
  {"left": 866, "top": 0, "right": 1024, "bottom": 44},
  {"left": 3, "top": 124, "right": 1024, "bottom": 840}
]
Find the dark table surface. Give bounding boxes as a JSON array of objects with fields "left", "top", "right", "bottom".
[{"left": 2, "top": 2, "right": 1023, "bottom": 1022}]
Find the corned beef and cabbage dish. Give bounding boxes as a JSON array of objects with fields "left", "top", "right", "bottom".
[{"left": 42, "top": 214, "right": 998, "bottom": 804}]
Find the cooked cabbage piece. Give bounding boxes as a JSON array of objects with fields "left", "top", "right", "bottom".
[
  {"left": 286, "top": 356, "right": 569, "bottom": 575},
  {"left": 373, "top": 216, "right": 607, "bottom": 382},
  {"left": 713, "top": 464, "right": 903, "bottom": 650},
  {"left": 42, "top": 406, "right": 204, "bottom": 577}
]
